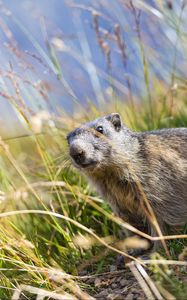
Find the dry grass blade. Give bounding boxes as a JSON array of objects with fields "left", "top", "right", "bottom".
[
  {"left": 46, "top": 266, "right": 96, "bottom": 300},
  {"left": 155, "top": 283, "right": 176, "bottom": 300},
  {"left": 132, "top": 0, "right": 163, "bottom": 19},
  {"left": 11, "top": 285, "right": 78, "bottom": 300},
  {"left": 128, "top": 261, "right": 155, "bottom": 299},
  {"left": 135, "top": 262, "right": 163, "bottom": 299},
  {"left": 140, "top": 259, "right": 187, "bottom": 266}
]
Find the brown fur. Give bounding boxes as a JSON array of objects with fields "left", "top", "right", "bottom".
[{"left": 67, "top": 113, "right": 187, "bottom": 249}]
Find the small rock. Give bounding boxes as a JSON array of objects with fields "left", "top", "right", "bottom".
[
  {"left": 111, "top": 283, "right": 118, "bottom": 289},
  {"left": 107, "top": 293, "right": 124, "bottom": 300},
  {"left": 96, "top": 289, "right": 108, "bottom": 298},
  {"left": 120, "top": 278, "right": 128, "bottom": 287},
  {"left": 107, "top": 294, "right": 114, "bottom": 300},
  {"left": 131, "top": 287, "right": 138, "bottom": 294},
  {"left": 87, "top": 277, "right": 95, "bottom": 284},
  {"left": 94, "top": 278, "right": 101, "bottom": 287},
  {"left": 116, "top": 276, "right": 122, "bottom": 283},
  {"left": 110, "top": 277, "right": 117, "bottom": 283},
  {"left": 78, "top": 270, "right": 87, "bottom": 276},
  {"left": 110, "top": 265, "right": 117, "bottom": 272},
  {"left": 126, "top": 293, "right": 134, "bottom": 300}
]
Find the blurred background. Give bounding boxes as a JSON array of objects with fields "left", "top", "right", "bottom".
[{"left": 0, "top": 0, "right": 187, "bottom": 138}]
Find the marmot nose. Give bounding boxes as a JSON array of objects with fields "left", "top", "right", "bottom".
[{"left": 70, "top": 144, "right": 85, "bottom": 164}]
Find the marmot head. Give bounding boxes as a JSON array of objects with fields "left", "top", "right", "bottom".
[{"left": 67, "top": 113, "right": 129, "bottom": 172}]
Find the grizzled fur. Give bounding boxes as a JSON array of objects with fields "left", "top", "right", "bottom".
[{"left": 67, "top": 113, "right": 187, "bottom": 247}]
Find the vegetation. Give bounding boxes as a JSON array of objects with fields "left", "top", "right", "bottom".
[{"left": 0, "top": 1, "right": 186, "bottom": 299}]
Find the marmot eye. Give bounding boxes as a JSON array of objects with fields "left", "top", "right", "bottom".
[{"left": 96, "top": 126, "right": 103, "bottom": 134}]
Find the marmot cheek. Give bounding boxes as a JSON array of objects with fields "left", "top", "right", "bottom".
[{"left": 97, "top": 151, "right": 105, "bottom": 163}]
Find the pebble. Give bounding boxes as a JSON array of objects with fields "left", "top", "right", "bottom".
[
  {"left": 131, "top": 287, "right": 138, "bottom": 294},
  {"left": 78, "top": 270, "right": 87, "bottom": 276},
  {"left": 94, "top": 278, "right": 101, "bottom": 287},
  {"left": 79, "top": 262, "right": 147, "bottom": 300},
  {"left": 107, "top": 293, "right": 124, "bottom": 300},
  {"left": 110, "top": 265, "right": 117, "bottom": 272},
  {"left": 116, "top": 276, "right": 122, "bottom": 283},
  {"left": 87, "top": 277, "right": 95, "bottom": 284},
  {"left": 125, "top": 293, "right": 134, "bottom": 300},
  {"left": 120, "top": 278, "right": 128, "bottom": 287},
  {"left": 96, "top": 289, "right": 108, "bottom": 298},
  {"left": 110, "top": 277, "right": 117, "bottom": 283},
  {"left": 111, "top": 283, "right": 118, "bottom": 289}
]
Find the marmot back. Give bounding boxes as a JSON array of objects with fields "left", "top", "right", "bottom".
[{"left": 67, "top": 113, "right": 187, "bottom": 246}]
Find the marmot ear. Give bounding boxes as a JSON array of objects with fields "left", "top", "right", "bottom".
[{"left": 106, "top": 113, "right": 122, "bottom": 131}]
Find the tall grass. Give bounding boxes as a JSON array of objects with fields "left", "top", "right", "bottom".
[{"left": 0, "top": 1, "right": 186, "bottom": 299}]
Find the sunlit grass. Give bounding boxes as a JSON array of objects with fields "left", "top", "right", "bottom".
[{"left": 0, "top": 93, "right": 186, "bottom": 299}]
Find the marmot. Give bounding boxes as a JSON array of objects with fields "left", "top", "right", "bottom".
[{"left": 67, "top": 113, "right": 187, "bottom": 250}]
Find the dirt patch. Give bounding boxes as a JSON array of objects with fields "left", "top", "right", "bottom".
[{"left": 79, "top": 266, "right": 146, "bottom": 299}]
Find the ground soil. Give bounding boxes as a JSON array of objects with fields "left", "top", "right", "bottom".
[{"left": 78, "top": 258, "right": 146, "bottom": 300}]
